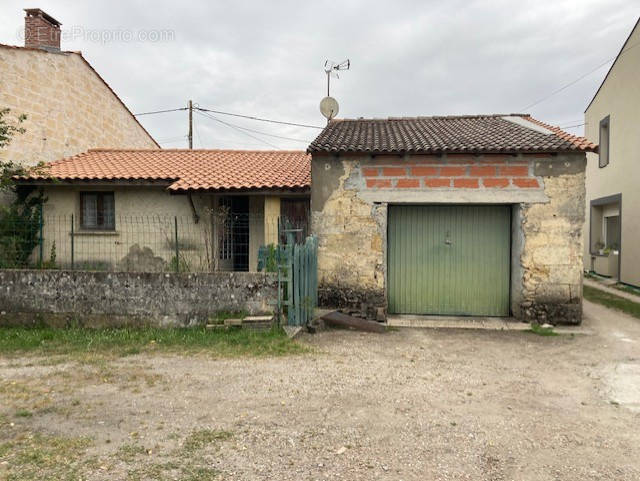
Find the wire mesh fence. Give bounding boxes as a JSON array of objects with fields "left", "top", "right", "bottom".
[{"left": 0, "top": 213, "right": 310, "bottom": 273}]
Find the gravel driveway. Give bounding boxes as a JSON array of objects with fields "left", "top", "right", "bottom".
[{"left": 2, "top": 300, "right": 640, "bottom": 480}]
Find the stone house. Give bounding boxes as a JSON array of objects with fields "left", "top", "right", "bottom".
[
  {"left": 584, "top": 17, "right": 640, "bottom": 286},
  {"left": 308, "top": 115, "right": 597, "bottom": 324},
  {"left": 17, "top": 149, "right": 310, "bottom": 272},
  {"left": 0, "top": 8, "right": 158, "bottom": 168}
]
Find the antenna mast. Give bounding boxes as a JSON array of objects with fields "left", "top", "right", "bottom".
[
  {"left": 320, "top": 59, "right": 350, "bottom": 122},
  {"left": 324, "top": 59, "right": 350, "bottom": 97},
  {"left": 188, "top": 100, "right": 193, "bottom": 149}
]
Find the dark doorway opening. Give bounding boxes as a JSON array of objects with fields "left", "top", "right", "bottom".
[
  {"left": 280, "top": 198, "right": 310, "bottom": 244},
  {"left": 230, "top": 196, "right": 249, "bottom": 272}
]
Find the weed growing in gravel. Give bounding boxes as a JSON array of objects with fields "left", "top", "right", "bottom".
[
  {"left": 116, "top": 443, "right": 149, "bottom": 462},
  {"left": 182, "top": 429, "right": 233, "bottom": 453},
  {"left": 529, "top": 323, "right": 559, "bottom": 336},
  {"left": 0, "top": 431, "right": 94, "bottom": 480},
  {"left": 181, "top": 466, "right": 221, "bottom": 480}
]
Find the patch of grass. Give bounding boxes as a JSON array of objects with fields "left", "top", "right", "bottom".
[
  {"left": 116, "top": 443, "right": 148, "bottom": 462},
  {"left": 613, "top": 283, "right": 640, "bottom": 298},
  {"left": 182, "top": 429, "right": 232, "bottom": 453},
  {"left": 529, "top": 323, "right": 559, "bottom": 337},
  {"left": 0, "top": 326, "right": 307, "bottom": 359},
  {"left": 0, "top": 378, "right": 53, "bottom": 411},
  {"left": 181, "top": 466, "right": 220, "bottom": 480},
  {"left": 0, "top": 432, "right": 93, "bottom": 481},
  {"left": 15, "top": 409, "right": 33, "bottom": 417},
  {"left": 584, "top": 285, "right": 640, "bottom": 319},
  {"left": 209, "top": 311, "right": 248, "bottom": 323}
]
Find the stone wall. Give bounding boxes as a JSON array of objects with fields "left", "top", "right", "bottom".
[
  {"left": 0, "top": 270, "right": 277, "bottom": 327},
  {"left": 517, "top": 164, "right": 586, "bottom": 324},
  {"left": 311, "top": 152, "right": 586, "bottom": 324},
  {"left": 0, "top": 45, "right": 157, "bottom": 167}
]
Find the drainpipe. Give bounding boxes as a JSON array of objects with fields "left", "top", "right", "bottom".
[{"left": 188, "top": 193, "right": 200, "bottom": 224}]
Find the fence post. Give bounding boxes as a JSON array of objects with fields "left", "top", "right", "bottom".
[
  {"left": 174, "top": 216, "right": 180, "bottom": 273},
  {"left": 38, "top": 202, "right": 43, "bottom": 268},
  {"left": 286, "top": 244, "right": 293, "bottom": 325},
  {"left": 70, "top": 214, "right": 74, "bottom": 270}
]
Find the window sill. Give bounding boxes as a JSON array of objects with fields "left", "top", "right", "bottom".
[{"left": 71, "top": 230, "right": 120, "bottom": 236}]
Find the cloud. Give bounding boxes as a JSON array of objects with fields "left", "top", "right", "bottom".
[{"left": 1, "top": 0, "right": 638, "bottom": 148}]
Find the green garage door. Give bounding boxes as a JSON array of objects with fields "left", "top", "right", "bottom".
[{"left": 388, "top": 205, "right": 511, "bottom": 316}]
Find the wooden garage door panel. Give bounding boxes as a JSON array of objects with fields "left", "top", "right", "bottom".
[{"left": 388, "top": 205, "right": 511, "bottom": 316}]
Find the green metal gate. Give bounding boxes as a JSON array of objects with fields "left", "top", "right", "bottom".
[
  {"left": 282, "top": 235, "right": 318, "bottom": 326},
  {"left": 388, "top": 205, "right": 511, "bottom": 316}
]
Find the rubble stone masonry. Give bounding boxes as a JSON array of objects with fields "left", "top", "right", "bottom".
[{"left": 311, "top": 152, "right": 586, "bottom": 324}]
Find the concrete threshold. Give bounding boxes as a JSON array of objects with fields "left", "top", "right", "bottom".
[
  {"left": 387, "top": 315, "right": 528, "bottom": 330},
  {"left": 387, "top": 315, "right": 590, "bottom": 334}
]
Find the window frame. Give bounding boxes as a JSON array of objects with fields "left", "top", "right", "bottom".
[
  {"left": 79, "top": 191, "right": 116, "bottom": 231},
  {"left": 598, "top": 115, "right": 610, "bottom": 168}
]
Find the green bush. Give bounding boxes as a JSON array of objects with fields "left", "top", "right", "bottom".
[
  {"left": 169, "top": 254, "right": 190, "bottom": 272},
  {"left": 0, "top": 200, "right": 42, "bottom": 269}
]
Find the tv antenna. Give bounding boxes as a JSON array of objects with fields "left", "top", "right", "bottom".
[
  {"left": 324, "top": 59, "right": 350, "bottom": 97},
  {"left": 320, "top": 59, "right": 350, "bottom": 121}
]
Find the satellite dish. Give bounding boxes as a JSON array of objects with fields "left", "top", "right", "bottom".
[{"left": 320, "top": 96, "right": 339, "bottom": 120}]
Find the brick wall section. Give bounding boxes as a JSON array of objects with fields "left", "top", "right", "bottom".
[
  {"left": 24, "top": 14, "right": 60, "bottom": 49},
  {"left": 362, "top": 154, "right": 548, "bottom": 190}
]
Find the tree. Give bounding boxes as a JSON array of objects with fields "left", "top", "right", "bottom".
[
  {"left": 1, "top": 107, "right": 28, "bottom": 192},
  {"left": 0, "top": 108, "right": 47, "bottom": 268}
]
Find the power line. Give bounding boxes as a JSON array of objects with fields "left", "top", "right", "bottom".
[
  {"left": 193, "top": 113, "right": 204, "bottom": 149},
  {"left": 158, "top": 138, "right": 188, "bottom": 145},
  {"left": 195, "top": 110, "right": 280, "bottom": 149},
  {"left": 134, "top": 105, "right": 324, "bottom": 130},
  {"left": 196, "top": 107, "right": 323, "bottom": 129},
  {"left": 134, "top": 107, "right": 187, "bottom": 116},
  {"left": 156, "top": 135, "right": 188, "bottom": 142},
  {"left": 521, "top": 40, "right": 640, "bottom": 111},
  {"left": 198, "top": 111, "right": 312, "bottom": 143}
]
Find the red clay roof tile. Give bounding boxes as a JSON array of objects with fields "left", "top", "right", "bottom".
[{"left": 19, "top": 149, "right": 310, "bottom": 192}]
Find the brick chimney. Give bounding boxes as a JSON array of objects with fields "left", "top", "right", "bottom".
[{"left": 24, "top": 8, "right": 62, "bottom": 50}]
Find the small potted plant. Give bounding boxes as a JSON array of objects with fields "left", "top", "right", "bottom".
[
  {"left": 610, "top": 242, "right": 620, "bottom": 256},
  {"left": 595, "top": 241, "right": 605, "bottom": 256}
]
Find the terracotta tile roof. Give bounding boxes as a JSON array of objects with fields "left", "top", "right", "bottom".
[
  {"left": 19, "top": 149, "right": 311, "bottom": 192},
  {"left": 308, "top": 114, "right": 597, "bottom": 155}
]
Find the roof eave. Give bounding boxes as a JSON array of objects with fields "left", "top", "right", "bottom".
[
  {"left": 14, "top": 177, "right": 177, "bottom": 186},
  {"left": 585, "top": 16, "right": 640, "bottom": 113},
  {"left": 169, "top": 185, "right": 311, "bottom": 194},
  {"left": 307, "top": 147, "right": 596, "bottom": 155}
]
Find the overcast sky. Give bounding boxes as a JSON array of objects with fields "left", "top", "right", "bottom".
[{"left": 2, "top": 1, "right": 638, "bottom": 149}]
